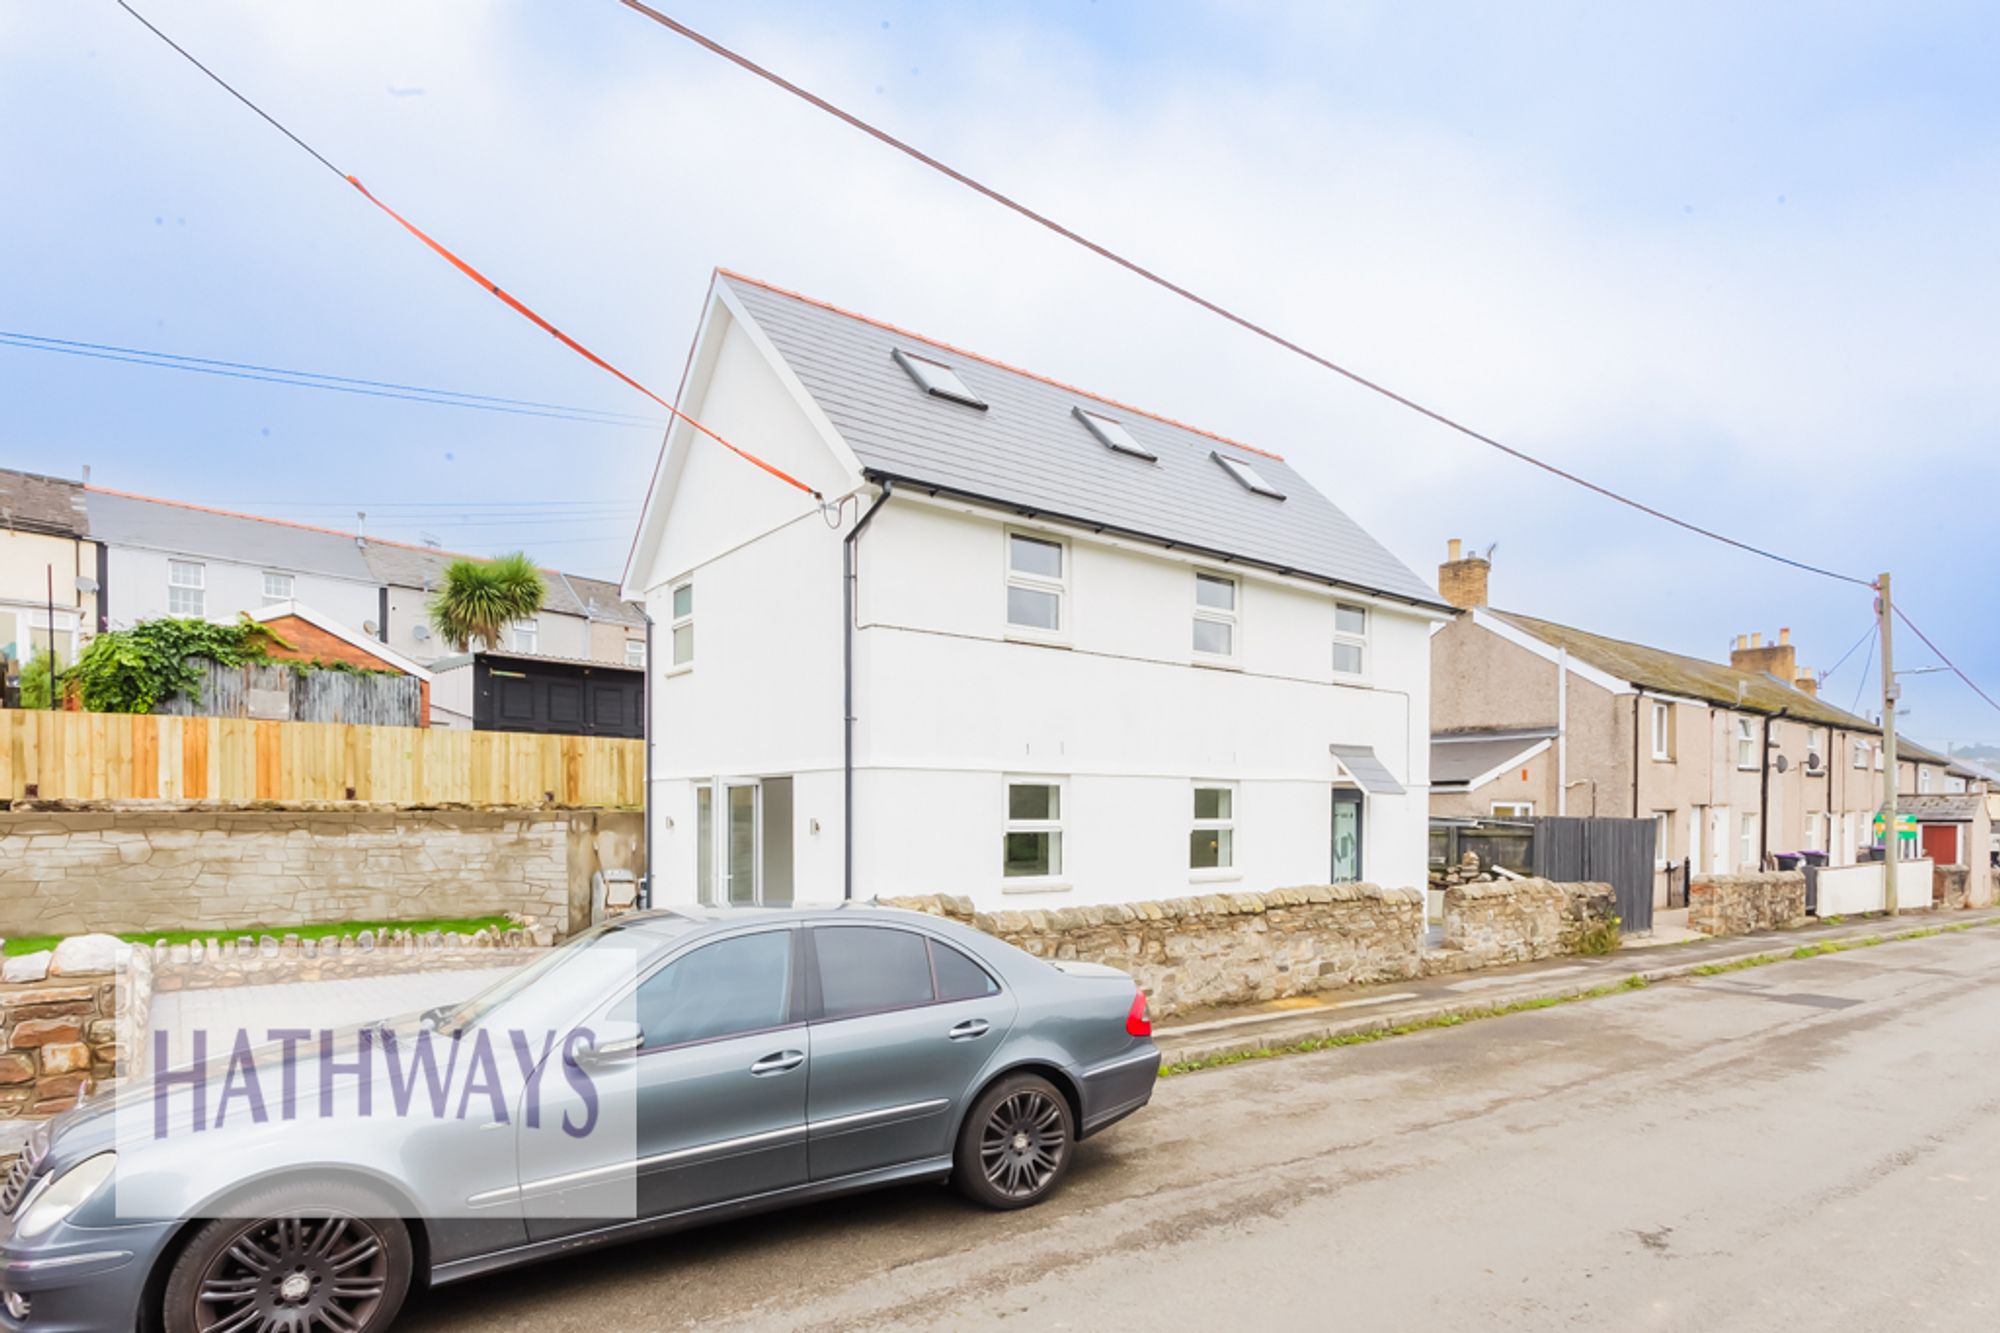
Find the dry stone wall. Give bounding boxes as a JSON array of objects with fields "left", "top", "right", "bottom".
[
  {"left": 1936, "top": 864, "right": 1970, "bottom": 911},
  {"left": 1689, "top": 871, "right": 1809, "bottom": 936},
  {"left": 885, "top": 885, "right": 1426, "bottom": 1017},
  {"left": 0, "top": 808, "right": 641, "bottom": 939},
  {"left": 1427, "top": 878, "right": 1617, "bottom": 974},
  {"left": 0, "top": 935, "right": 152, "bottom": 1118}
]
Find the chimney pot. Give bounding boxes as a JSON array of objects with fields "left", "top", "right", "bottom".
[
  {"left": 1751, "top": 631, "right": 1763, "bottom": 648},
  {"left": 1447, "top": 538, "right": 1463, "bottom": 562}
]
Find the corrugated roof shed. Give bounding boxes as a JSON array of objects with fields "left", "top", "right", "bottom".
[{"left": 721, "top": 273, "right": 1446, "bottom": 610}]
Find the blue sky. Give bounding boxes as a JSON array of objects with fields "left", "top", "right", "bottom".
[{"left": 3, "top": 1, "right": 1995, "bottom": 748}]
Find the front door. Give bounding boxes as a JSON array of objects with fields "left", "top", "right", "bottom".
[
  {"left": 525, "top": 927, "right": 808, "bottom": 1241},
  {"left": 1921, "top": 823, "right": 1960, "bottom": 868},
  {"left": 1331, "top": 788, "right": 1364, "bottom": 883},
  {"left": 804, "top": 924, "right": 1017, "bottom": 1181}
]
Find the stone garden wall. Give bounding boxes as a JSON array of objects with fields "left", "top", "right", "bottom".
[
  {"left": 1427, "top": 878, "right": 1618, "bottom": 973},
  {"left": 1936, "top": 864, "right": 1970, "bottom": 912},
  {"left": 0, "top": 807, "right": 641, "bottom": 939},
  {"left": 0, "top": 935, "right": 152, "bottom": 1118},
  {"left": 1689, "top": 871, "right": 1809, "bottom": 937},
  {"left": 886, "top": 885, "right": 1426, "bottom": 1017}
]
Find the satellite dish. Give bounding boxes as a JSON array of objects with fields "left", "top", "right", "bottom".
[
  {"left": 412, "top": 624, "right": 431, "bottom": 642},
  {"left": 362, "top": 620, "right": 379, "bottom": 635},
  {"left": 1774, "top": 755, "right": 1790, "bottom": 773},
  {"left": 1806, "top": 751, "right": 1822, "bottom": 772}
]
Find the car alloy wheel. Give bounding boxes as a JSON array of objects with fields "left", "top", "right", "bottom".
[
  {"left": 190, "top": 1210, "right": 392, "bottom": 1333},
  {"left": 979, "top": 1087, "right": 1067, "bottom": 1200}
]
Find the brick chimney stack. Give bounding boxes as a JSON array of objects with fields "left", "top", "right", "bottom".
[
  {"left": 1795, "top": 667, "right": 1819, "bottom": 697},
  {"left": 1731, "top": 626, "right": 1799, "bottom": 685},
  {"left": 1439, "top": 538, "right": 1490, "bottom": 610}
]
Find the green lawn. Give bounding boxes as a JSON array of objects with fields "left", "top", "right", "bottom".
[{"left": 3, "top": 915, "right": 518, "bottom": 957}]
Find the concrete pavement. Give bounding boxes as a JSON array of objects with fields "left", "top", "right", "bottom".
[{"left": 394, "top": 918, "right": 2000, "bottom": 1331}]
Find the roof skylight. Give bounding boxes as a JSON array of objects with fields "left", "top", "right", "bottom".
[
  {"left": 1073, "top": 406, "right": 1157, "bottom": 461},
  {"left": 892, "top": 348, "right": 987, "bottom": 410},
  {"left": 1212, "top": 451, "right": 1285, "bottom": 500}
]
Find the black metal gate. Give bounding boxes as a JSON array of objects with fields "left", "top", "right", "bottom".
[{"left": 1531, "top": 817, "right": 1656, "bottom": 934}]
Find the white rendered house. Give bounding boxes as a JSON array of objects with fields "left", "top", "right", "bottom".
[{"left": 624, "top": 272, "right": 1451, "bottom": 910}]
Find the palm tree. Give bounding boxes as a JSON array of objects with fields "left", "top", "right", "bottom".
[{"left": 428, "top": 552, "right": 547, "bottom": 652}]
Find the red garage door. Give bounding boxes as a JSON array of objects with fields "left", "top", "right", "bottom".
[{"left": 1921, "top": 823, "right": 1960, "bottom": 867}]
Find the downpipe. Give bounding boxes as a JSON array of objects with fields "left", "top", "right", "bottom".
[{"left": 843, "top": 480, "right": 895, "bottom": 900}]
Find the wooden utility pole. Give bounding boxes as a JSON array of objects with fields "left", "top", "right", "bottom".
[{"left": 1878, "top": 573, "right": 1899, "bottom": 914}]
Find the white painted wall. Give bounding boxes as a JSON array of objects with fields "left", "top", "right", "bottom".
[
  {"left": 105, "top": 545, "right": 379, "bottom": 636},
  {"left": 633, "top": 294, "right": 1436, "bottom": 911},
  {"left": 1815, "top": 859, "right": 1935, "bottom": 915}
]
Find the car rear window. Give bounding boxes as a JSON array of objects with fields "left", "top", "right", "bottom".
[
  {"left": 931, "top": 939, "right": 999, "bottom": 1001},
  {"left": 814, "top": 927, "right": 934, "bottom": 1018}
]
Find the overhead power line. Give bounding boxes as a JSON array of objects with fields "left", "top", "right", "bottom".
[
  {"left": 112, "top": 0, "right": 824, "bottom": 502},
  {"left": 1895, "top": 608, "right": 2000, "bottom": 717},
  {"left": 0, "top": 331, "right": 668, "bottom": 428},
  {"left": 614, "top": 2, "right": 1874, "bottom": 589}
]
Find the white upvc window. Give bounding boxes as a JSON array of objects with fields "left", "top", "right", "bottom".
[
  {"left": 1191, "top": 784, "right": 1236, "bottom": 873},
  {"left": 1854, "top": 739, "right": 1870, "bottom": 770},
  {"left": 260, "top": 571, "right": 294, "bottom": 606},
  {"left": 625, "top": 638, "right": 646, "bottom": 668},
  {"left": 1735, "top": 717, "right": 1758, "bottom": 770},
  {"left": 1739, "top": 812, "right": 1759, "bottom": 869},
  {"left": 1806, "top": 730, "right": 1822, "bottom": 766},
  {"left": 1874, "top": 744, "right": 1884, "bottom": 772},
  {"left": 670, "top": 582, "right": 694, "bottom": 667},
  {"left": 1651, "top": 702, "right": 1674, "bottom": 761},
  {"left": 1918, "top": 767, "right": 1931, "bottom": 793},
  {"left": 1654, "top": 810, "right": 1673, "bottom": 867},
  {"left": 1193, "top": 573, "right": 1237, "bottom": 660},
  {"left": 1003, "top": 779, "right": 1064, "bottom": 884},
  {"left": 1332, "top": 602, "right": 1368, "bottom": 676},
  {"left": 511, "top": 619, "right": 539, "bottom": 654},
  {"left": 167, "top": 560, "right": 205, "bottom": 617},
  {"left": 1490, "top": 802, "right": 1534, "bottom": 818},
  {"left": 1005, "top": 533, "right": 1066, "bottom": 637}
]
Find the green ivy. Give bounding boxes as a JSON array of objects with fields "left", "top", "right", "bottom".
[{"left": 64, "top": 617, "right": 285, "bottom": 714}]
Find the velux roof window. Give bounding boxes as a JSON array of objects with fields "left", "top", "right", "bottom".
[
  {"left": 892, "top": 348, "right": 987, "bottom": 410},
  {"left": 1073, "top": 406, "right": 1156, "bottom": 461},
  {"left": 1212, "top": 450, "right": 1285, "bottom": 500}
]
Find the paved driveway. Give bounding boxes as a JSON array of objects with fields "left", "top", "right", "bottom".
[{"left": 393, "top": 926, "right": 2000, "bottom": 1331}]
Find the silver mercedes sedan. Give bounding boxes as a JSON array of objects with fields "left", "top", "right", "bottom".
[{"left": 0, "top": 905, "right": 1159, "bottom": 1332}]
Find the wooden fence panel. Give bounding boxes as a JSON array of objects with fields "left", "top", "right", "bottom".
[{"left": 0, "top": 710, "right": 642, "bottom": 808}]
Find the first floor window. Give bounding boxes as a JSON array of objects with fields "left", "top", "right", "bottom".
[
  {"left": 1918, "top": 767, "right": 1931, "bottom": 793},
  {"left": 168, "top": 560, "right": 205, "bottom": 617},
  {"left": 670, "top": 582, "right": 694, "bottom": 666},
  {"left": 1193, "top": 574, "right": 1237, "bottom": 658},
  {"left": 1332, "top": 602, "right": 1368, "bottom": 675},
  {"left": 1854, "top": 739, "right": 1870, "bottom": 770},
  {"left": 1739, "top": 812, "right": 1759, "bottom": 869},
  {"left": 1735, "top": 717, "right": 1757, "bottom": 770},
  {"left": 1004, "top": 780, "right": 1063, "bottom": 879},
  {"left": 511, "top": 619, "right": 539, "bottom": 654},
  {"left": 1006, "top": 533, "right": 1065, "bottom": 633},
  {"left": 1191, "top": 785, "right": 1235, "bottom": 870},
  {"left": 625, "top": 638, "right": 646, "bottom": 668},
  {"left": 1491, "top": 802, "right": 1534, "bottom": 818},
  {"left": 1651, "top": 702, "right": 1674, "bottom": 760},
  {"left": 260, "top": 571, "right": 294, "bottom": 605}
]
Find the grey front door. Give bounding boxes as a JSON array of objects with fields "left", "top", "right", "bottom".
[
  {"left": 805, "top": 925, "right": 1016, "bottom": 1181},
  {"left": 526, "top": 927, "right": 807, "bottom": 1241}
]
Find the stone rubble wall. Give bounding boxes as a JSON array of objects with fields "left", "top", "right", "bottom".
[
  {"left": 0, "top": 935, "right": 153, "bottom": 1118},
  {"left": 1936, "top": 864, "right": 1969, "bottom": 912},
  {"left": 145, "top": 927, "right": 547, "bottom": 991},
  {"left": 885, "top": 885, "right": 1426, "bottom": 1017},
  {"left": 1689, "top": 871, "right": 1809, "bottom": 937},
  {"left": 0, "top": 808, "right": 642, "bottom": 939},
  {"left": 1426, "top": 878, "right": 1618, "bottom": 974}
]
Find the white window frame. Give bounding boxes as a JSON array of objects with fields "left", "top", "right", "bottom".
[
  {"left": 167, "top": 560, "right": 205, "bottom": 618},
  {"left": 1854, "top": 739, "right": 1870, "bottom": 770},
  {"left": 1653, "top": 810, "right": 1673, "bottom": 868},
  {"left": 1004, "top": 531, "right": 1068, "bottom": 643},
  {"left": 625, "top": 638, "right": 646, "bottom": 668},
  {"left": 669, "top": 581, "right": 694, "bottom": 670},
  {"left": 1190, "top": 782, "right": 1238, "bottom": 880},
  {"left": 1918, "top": 767, "right": 1931, "bottom": 793},
  {"left": 1874, "top": 744, "right": 1884, "bottom": 772},
  {"left": 1332, "top": 602, "right": 1368, "bottom": 678},
  {"left": 260, "top": 571, "right": 295, "bottom": 606},
  {"left": 1192, "top": 572, "right": 1238, "bottom": 663},
  {"left": 1490, "top": 802, "right": 1535, "bottom": 818},
  {"left": 1806, "top": 729, "right": 1822, "bottom": 767},
  {"left": 1739, "top": 812, "right": 1759, "bottom": 870},
  {"left": 511, "top": 619, "right": 540, "bottom": 654},
  {"left": 1002, "top": 777, "right": 1067, "bottom": 891},
  {"left": 1735, "top": 717, "right": 1758, "bottom": 771},
  {"left": 1651, "top": 701, "right": 1674, "bottom": 761}
]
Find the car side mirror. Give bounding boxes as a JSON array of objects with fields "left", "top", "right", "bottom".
[{"left": 571, "top": 1020, "right": 643, "bottom": 1068}]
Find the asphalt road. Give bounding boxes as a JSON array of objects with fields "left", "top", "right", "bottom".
[{"left": 398, "top": 927, "right": 2000, "bottom": 1332}]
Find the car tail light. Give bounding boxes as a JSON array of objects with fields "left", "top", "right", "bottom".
[{"left": 1125, "top": 990, "right": 1152, "bottom": 1037}]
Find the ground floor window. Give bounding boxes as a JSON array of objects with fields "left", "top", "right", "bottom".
[
  {"left": 1191, "top": 784, "right": 1235, "bottom": 871},
  {"left": 1739, "top": 812, "right": 1759, "bottom": 870},
  {"left": 1004, "top": 779, "right": 1064, "bottom": 880}
]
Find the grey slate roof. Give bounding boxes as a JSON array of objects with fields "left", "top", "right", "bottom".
[
  {"left": 360, "top": 544, "right": 641, "bottom": 623},
  {"left": 1899, "top": 794, "right": 1983, "bottom": 822},
  {"left": 0, "top": 469, "right": 89, "bottom": 539},
  {"left": 721, "top": 274, "right": 1446, "bottom": 609},
  {"left": 1431, "top": 728, "right": 1559, "bottom": 789},
  {"left": 88, "top": 488, "right": 377, "bottom": 581}
]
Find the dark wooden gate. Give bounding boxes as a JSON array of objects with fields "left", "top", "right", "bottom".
[{"left": 1531, "top": 816, "right": 1656, "bottom": 933}]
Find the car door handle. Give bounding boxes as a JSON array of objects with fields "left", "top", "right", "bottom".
[
  {"left": 948, "top": 1019, "right": 991, "bottom": 1041},
  {"left": 750, "top": 1050, "right": 805, "bottom": 1076}
]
